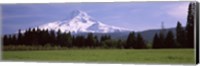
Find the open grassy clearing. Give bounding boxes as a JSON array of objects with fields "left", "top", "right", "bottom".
[{"left": 3, "top": 49, "right": 195, "bottom": 64}]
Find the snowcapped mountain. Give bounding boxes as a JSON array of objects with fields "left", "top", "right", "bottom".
[{"left": 38, "top": 10, "right": 132, "bottom": 33}]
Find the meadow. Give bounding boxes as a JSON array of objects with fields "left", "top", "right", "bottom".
[{"left": 3, "top": 49, "right": 195, "bottom": 64}]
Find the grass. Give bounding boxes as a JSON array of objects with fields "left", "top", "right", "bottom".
[{"left": 2, "top": 49, "right": 195, "bottom": 64}]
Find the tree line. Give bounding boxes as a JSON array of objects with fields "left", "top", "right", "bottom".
[{"left": 2, "top": 28, "right": 147, "bottom": 49}]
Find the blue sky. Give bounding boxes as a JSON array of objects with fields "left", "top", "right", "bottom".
[{"left": 1, "top": 2, "right": 190, "bottom": 34}]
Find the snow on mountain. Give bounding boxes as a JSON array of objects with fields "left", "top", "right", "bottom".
[{"left": 38, "top": 10, "right": 132, "bottom": 33}]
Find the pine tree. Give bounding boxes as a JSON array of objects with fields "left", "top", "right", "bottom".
[
  {"left": 152, "top": 33, "right": 159, "bottom": 49},
  {"left": 164, "top": 31, "right": 176, "bottom": 48},
  {"left": 3, "top": 35, "right": 8, "bottom": 46},
  {"left": 125, "top": 32, "right": 136, "bottom": 49},
  {"left": 72, "top": 36, "right": 76, "bottom": 47},
  {"left": 11, "top": 35, "right": 17, "bottom": 45},
  {"left": 75, "top": 35, "right": 85, "bottom": 48},
  {"left": 31, "top": 28, "right": 39, "bottom": 46},
  {"left": 100, "top": 35, "right": 111, "bottom": 48},
  {"left": 17, "top": 29, "right": 23, "bottom": 45},
  {"left": 186, "top": 2, "right": 196, "bottom": 48},
  {"left": 49, "top": 30, "right": 56, "bottom": 46},
  {"left": 24, "top": 28, "right": 32, "bottom": 45},
  {"left": 158, "top": 32, "right": 165, "bottom": 48},
  {"left": 176, "top": 21, "right": 187, "bottom": 48},
  {"left": 86, "top": 33, "right": 95, "bottom": 48},
  {"left": 136, "top": 33, "right": 146, "bottom": 49},
  {"left": 66, "top": 32, "right": 72, "bottom": 48},
  {"left": 61, "top": 32, "right": 68, "bottom": 47},
  {"left": 94, "top": 36, "right": 99, "bottom": 48},
  {"left": 39, "top": 29, "right": 46, "bottom": 46},
  {"left": 7, "top": 35, "right": 12, "bottom": 45},
  {"left": 56, "top": 29, "right": 62, "bottom": 46}
]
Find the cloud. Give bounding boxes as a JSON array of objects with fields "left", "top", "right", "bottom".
[{"left": 166, "top": 2, "right": 189, "bottom": 20}]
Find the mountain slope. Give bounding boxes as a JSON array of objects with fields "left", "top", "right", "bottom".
[{"left": 38, "top": 10, "right": 132, "bottom": 33}]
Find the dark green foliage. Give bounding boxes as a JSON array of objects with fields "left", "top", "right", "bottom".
[
  {"left": 11, "top": 35, "right": 17, "bottom": 45},
  {"left": 158, "top": 32, "right": 165, "bottom": 48},
  {"left": 125, "top": 32, "right": 136, "bottom": 49},
  {"left": 94, "top": 36, "right": 99, "bottom": 48},
  {"left": 176, "top": 21, "right": 187, "bottom": 48},
  {"left": 56, "top": 29, "right": 63, "bottom": 46},
  {"left": 152, "top": 31, "right": 176, "bottom": 49},
  {"left": 116, "top": 39, "right": 125, "bottom": 49},
  {"left": 8, "top": 35, "right": 12, "bottom": 45},
  {"left": 100, "top": 35, "right": 111, "bottom": 48},
  {"left": 164, "top": 31, "right": 176, "bottom": 48},
  {"left": 2, "top": 26, "right": 192, "bottom": 49},
  {"left": 186, "top": 2, "right": 196, "bottom": 48},
  {"left": 2, "top": 26, "right": 184, "bottom": 49},
  {"left": 17, "top": 29, "right": 23, "bottom": 45},
  {"left": 124, "top": 32, "right": 146, "bottom": 49},
  {"left": 86, "top": 33, "right": 95, "bottom": 48},
  {"left": 49, "top": 30, "right": 56, "bottom": 46},
  {"left": 100, "top": 35, "right": 111, "bottom": 42},
  {"left": 74, "top": 35, "right": 85, "bottom": 48},
  {"left": 152, "top": 33, "right": 159, "bottom": 49},
  {"left": 135, "top": 33, "right": 146, "bottom": 49},
  {"left": 152, "top": 30, "right": 176, "bottom": 49},
  {"left": 3, "top": 35, "right": 8, "bottom": 46},
  {"left": 55, "top": 30, "right": 72, "bottom": 48}
]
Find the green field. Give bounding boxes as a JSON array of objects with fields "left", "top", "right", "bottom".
[{"left": 3, "top": 49, "right": 195, "bottom": 64}]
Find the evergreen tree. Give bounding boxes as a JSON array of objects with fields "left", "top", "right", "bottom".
[
  {"left": 49, "top": 30, "right": 55, "bottom": 46},
  {"left": 56, "top": 29, "right": 62, "bottom": 46},
  {"left": 61, "top": 33, "right": 68, "bottom": 47},
  {"left": 125, "top": 32, "right": 136, "bottom": 49},
  {"left": 100, "top": 35, "right": 111, "bottom": 48},
  {"left": 11, "top": 35, "right": 17, "bottom": 45},
  {"left": 72, "top": 36, "right": 76, "bottom": 47},
  {"left": 158, "top": 32, "right": 165, "bottom": 48},
  {"left": 94, "top": 36, "right": 99, "bottom": 48},
  {"left": 66, "top": 32, "right": 72, "bottom": 48},
  {"left": 136, "top": 33, "right": 146, "bottom": 49},
  {"left": 100, "top": 35, "right": 111, "bottom": 42},
  {"left": 24, "top": 28, "right": 32, "bottom": 45},
  {"left": 152, "top": 33, "right": 160, "bottom": 49},
  {"left": 75, "top": 35, "right": 85, "bottom": 48},
  {"left": 176, "top": 21, "right": 187, "bottom": 48},
  {"left": 164, "top": 31, "right": 176, "bottom": 48},
  {"left": 17, "top": 29, "right": 23, "bottom": 45},
  {"left": 31, "top": 28, "right": 39, "bottom": 46},
  {"left": 3, "top": 35, "right": 8, "bottom": 46},
  {"left": 86, "top": 33, "right": 95, "bottom": 48},
  {"left": 8, "top": 35, "right": 12, "bottom": 45},
  {"left": 186, "top": 2, "right": 196, "bottom": 48},
  {"left": 103, "top": 39, "right": 118, "bottom": 48},
  {"left": 39, "top": 29, "right": 46, "bottom": 46}
]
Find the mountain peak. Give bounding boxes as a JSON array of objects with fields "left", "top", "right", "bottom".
[
  {"left": 68, "top": 10, "right": 96, "bottom": 24},
  {"left": 70, "top": 10, "right": 90, "bottom": 19},
  {"left": 38, "top": 10, "right": 132, "bottom": 33}
]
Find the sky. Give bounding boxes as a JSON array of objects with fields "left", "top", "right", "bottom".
[{"left": 1, "top": 2, "right": 190, "bottom": 34}]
